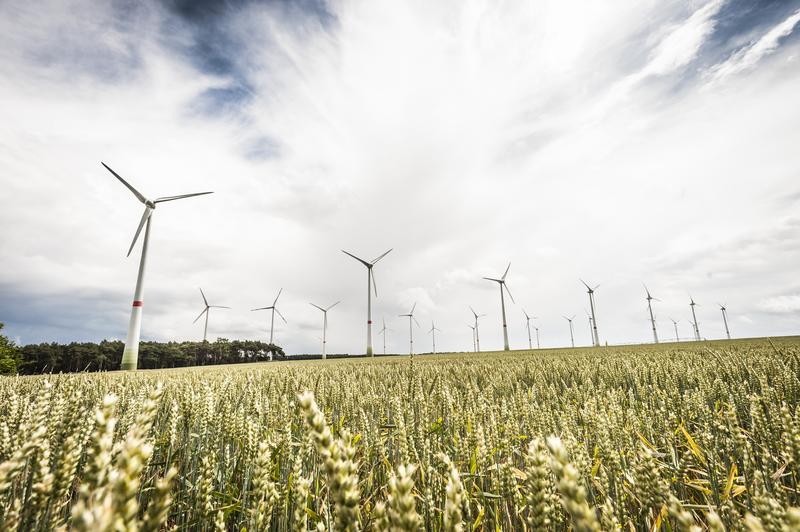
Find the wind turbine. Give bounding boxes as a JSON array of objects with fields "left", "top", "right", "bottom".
[
  {"left": 644, "top": 284, "right": 659, "bottom": 344},
  {"left": 310, "top": 301, "right": 340, "bottom": 359},
  {"left": 719, "top": 303, "right": 731, "bottom": 340},
  {"left": 399, "top": 302, "right": 419, "bottom": 356},
  {"left": 251, "top": 288, "right": 287, "bottom": 345},
  {"left": 522, "top": 309, "right": 536, "bottom": 350},
  {"left": 483, "top": 263, "right": 515, "bottom": 351},
  {"left": 689, "top": 296, "right": 701, "bottom": 341},
  {"left": 102, "top": 162, "right": 213, "bottom": 370},
  {"left": 428, "top": 321, "right": 441, "bottom": 354},
  {"left": 378, "top": 318, "right": 391, "bottom": 355},
  {"left": 580, "top": 279, "right": 600, "bottom": 347},
  {"left": 585, "top": 309, "right": 594, "bottom": 346},
  {"left": 193, "top": 288, "right": 230, "bottom": 342},
  {"left": 563, "top": 315, "right": 576, "bottom": 348},
  {"left": 469, "top": 306, "right": 486, "bottom": 352},
  {"left": 342, "top": 249, "right": 392, "bottom": 356},
  {"left": 467, "top": 325, "right": 476, "bottom": 352},
  {"left": 534, "top": 324, "right": 540, "bottom": 349},
  {"left": 669, "top": 318, "right": 680, "bottom": 342}
]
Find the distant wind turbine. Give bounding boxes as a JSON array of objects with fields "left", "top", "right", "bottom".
[
  {"left": 102, "top": 162, "right": 213, "bottom": 370},
  {"left": 467, "top": 324, "right": 476, "bottom": 352},
  {"left": 585, "top": 309, "right": 594, "bottom": 346},
  {"left": 719, "top": 303, "right": 731, "bottom": 340},
  {"left": 563, "top": 315, "right": 576, "bottom": 348},
  {"left": 483, "top": 263, "right": 515, "bottom": 351},
  {"left": 644, "top": 284, "right": 659, "bottom": 344},
  {"left": 310, "top": 300, "right": 340, "bottom": 360},
  {"left": 378, "top": 318, "right": 390, "bottom": 355},
  {"left": 469, "top": 306, "right": 486, "bottom": 352},
  {"left": 428, "top": 321, "right": 441, "bottom": 354},
  {"left": 669, "top": 318, "right": 680, "bottom": 342},
  {"left": 193, "top": 288, "right": 230, "bottom": 343},
  {"left": 580, "top": 279, "right": 600, "bottom": 347},
  {"left": 689, "top": 296, "right": 701, "bottom": 341},
  {"left": 522, "top": 309, "right": 537, "bottom": 350},
  {"left": 251, "top": 288, "right": 287, "bottom": 345},
  {"left": 534, "top": 324, "right": 540, "bottom": 349},
  {"left": 342, "top": 248, "right": 392, "bottom": 356},
  {"left": 399, "top": 302, "right": 419, "bottom": 356}
]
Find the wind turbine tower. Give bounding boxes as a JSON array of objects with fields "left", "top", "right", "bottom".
[
  {"left": 193, "top": 288, "right": 231, "bottom": 342},
  {"left": 310, "top": 301, "right": 340, "bottom": 359},
  {"left": 483, "top": 263, "right": 515, "bottom": 351},
  {"left": 581, "top": 279, "right": 600, "bottom": 347},
  {"left": 522, "top": 309, "right": 536, "bottom": 350},
  {"left": 670, "top": 318, "right": 679, "bottom": 342},
  {"left": 428, "top": 321, "right": 441, "bottom": 354},
  {"left": 563, "top": 315, "right": 576, "bottom": 348},
  {"left": 469, "top": 306, "right": 486, "bottom": 352},
  {"left": 342, "top": 249, "right": 392, "bottom": 356},
  {"left": 251, "top": 288, "right": 287, "bottom": 344},
  {"left": 719, "top": 304, "right": 731, "bottom": 340},
  {"left": 102, "top": 162, "right": 213, "bottom": 370},
  {"left": 378, "top": 318, "right": 390, "bottom": 355},
  {"left": 689, "top": 296, "right": 701, "bottom": 341},
  {"left": 399, "top": 302, "right": 419, "bottom": 356},
  {"left": 467, "top": 325, "right": 476, "bottom": 352},
  {"left": 644, "top": 284, "right": 659, "bottom": 344}
]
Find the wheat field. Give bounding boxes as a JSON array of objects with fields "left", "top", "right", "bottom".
[{"left": 2, "top": 338, "right": 800, "bottom": 531}]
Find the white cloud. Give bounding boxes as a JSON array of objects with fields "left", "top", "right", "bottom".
[
  {"left": 709, "top": 8, "right": 800, "bottom": 83},
  {"left": 758, "top": 295, "right": 800, "bottom": 315}
]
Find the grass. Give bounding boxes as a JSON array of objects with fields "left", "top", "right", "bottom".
[{"left": 1, "top": 336, "right": 800, "bottom": 530}]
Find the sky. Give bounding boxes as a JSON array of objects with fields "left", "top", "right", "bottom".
[{"left": 1, "top": 0, "right": 799, "bottom": 355}]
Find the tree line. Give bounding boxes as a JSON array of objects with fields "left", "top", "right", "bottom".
[{"left": 0, "top": 324, "right": 285, "bottom": 375}]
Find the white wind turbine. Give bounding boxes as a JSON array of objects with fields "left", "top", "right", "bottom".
[
  {"left": 483, "top": 263, "right": 515, "bottom": 351},
  {"left": 563, "top": 315, "right": 576, "bottom": 348},
  {"left": 467, "top": 324, "right": 476, "bottom": 352},
  {"left": 669, "top": 318, "right": 680, "bottom": 342},
  {"left": 251, "top": 288, "right": 287, "bottom": 345},
  {"left": 342, "top": 249, "right": 392, "bottom": 356},
  {"left": 399, "top": 302, "right": 419, "bottom": 356},
  {"left": 580, "top": 279, "right": 600, "bottom": 347},
  {"left": 689, "top": 296, "right": 701, "bottom": 341},
  {"left": 469, "top": 306, "right": 486, "bottom": 352},
  {"left": 644, "top": 284, "right": 660, "bottom": 344},
  {"left": 378, "top": 318, "right": 391, "bottom": 355},
  {"left": 428, "top": 321, "right": 441, "bottom": 354},
  {"left": 102, "top": 162, "right": 213, "bottom": 370},
  {"left": 193, "top": 288, "right": 231, "bottom": 342},
  {"left": 719, "top": 303, "right": 731, "bottom": 340},
  {"left": 310, "top": 301, "right": 340, "bottom": 360},
  {"left": 534, "top": 324, "right": 540, "bottom": 349},
  {"left": 522, "top": 309, "right": 537, "bottom": 350}
]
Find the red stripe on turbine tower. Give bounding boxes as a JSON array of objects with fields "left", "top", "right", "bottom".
[
  {"left": 132, "top": 300, "right": 143, "bottom": 307},
  {"left": 368, "top": 320, "right": 372, "bottom": 324}
]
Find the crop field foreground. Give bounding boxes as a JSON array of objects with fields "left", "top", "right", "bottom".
[{"left": 2, "top": 337, "right": 800, "bottom": 531}]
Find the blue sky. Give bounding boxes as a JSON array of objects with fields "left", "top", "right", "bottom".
[{"left": 1, "top": 0, "right": 799, "bottom": 353}]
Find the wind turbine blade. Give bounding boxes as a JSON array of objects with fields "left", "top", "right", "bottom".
[
  {"left": 579, "top": 278, "right": 591, "bottom": 290},
  {"left": 199, "top": 287, "right": 209, "bottom": 306},
  {"left": 643, "top": 283, "right": 651, "bottom": 298},
  {"left": 371, "top": 269, "right": 379, "bottom": 298},
  {"left": 593, "top": 284, "right": 601, "bottom": 291},
  {"left": 326, "top": 301, "right": 341, "bottom": 311},
  {"left": 273, "top": 288, "right": 283, "bottom": 306},
  {"left": 210, "top": 305, "right": 231, "bottom": 309},
  {"left": 102, "top": 162, "right": 147, "bottom": 204},
  {"left": 371, "top": 248, "right": 393, "bottom": 265},
  {"left": 413, "top": 316, "right": 420, "bottom": 327},
  {"left": 469, "top": 306, "right": 477, "bottom": 317},
  {"left": 275, "top": 308, "right": 287, "bottom": 323},
  {"left": 522, "top": 309, "right": 529, "bottom": 319},
  {"left": 570, "top": 315, "right": 575, "bottom": 320},
  {"left": 503, "top": 283, "right": 515, "bottom": 304},
  {"left": 502, "top": 262, "right": 511, "bottom": 280},
  {"left": 483, "top": 277, "right": 502, "bottom": 283},
  {"left": 193, "top": 308, "right": 208, "bottom": 323},
  {"left": 154, "top": 191, "right": 214, "bottom": 203},
  {"left": 310, "top": 303, "right": 325, "bottom": 312},
  {"left": 410, "top": 302, "right": 417, "bottom": 314},
  {"left": 251, "top": 306, "right": 272, "bottom": 311},
  {"left": 127, "top": 207, "right": 153, "bottom": 257},
  {"left": 341, "top": 250, "right": 371, "bottom": 267}
]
